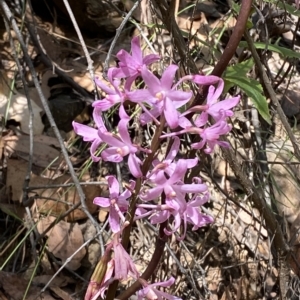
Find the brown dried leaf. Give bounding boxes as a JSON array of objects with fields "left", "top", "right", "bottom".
[
  {"left": 49, "top": 286, "right": 74, "bottom": 300},
  {"left": 4, "top": 135, "right": 62, "bottom": 168},
  {"left": 33, "top": 274, "right": 74, "bottom": 287},
  {"left": 37, "top": 216, "right": 86, "bottom": 270},
  {"left": 0, "top": 271, "right": 55, "bottom": 300},
  {"left": 6, "top": 158, "right": 28, "bottom": 202}
]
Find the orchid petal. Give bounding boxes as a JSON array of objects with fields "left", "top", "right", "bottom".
[
  {"left": 165, "top": 136, "right": 180, "bottom": 163},
  {"left": 93, "top": 197, "right": 110, "bottom": 207},
  {"left": 93, "top": 108, "right": 106, "bottom": 131},
  {"left": 98, "top": 131, "right": 124, "bottom": 148},
  {"left": 128, "top": 154, "right": 142, "bottom": 178},
  {"left": 101, "top": 147, "right": 123, "bottom": 162},
  {"left": 143, "top": 53, "right": 160, "bottom": 65},
  {"left": 95, "top": 77, "right": 115, "bottom": 95},
  {"left": 72, "top": 121, "right": 98, "bottom": 142},
  {"left": 109, "top": 208, "right": 121, "bottom": 233},
  {"left": 164, "top": 97, "right": 179, "bottom": 129},
  {"left": 130, "top": 36, "right": 143, "bottom": 63},
  {"left": 160, "top": 64, "right": 178, "bottom": 88},
  {"left": 141, "top": 186, "right": 164, "bottom": 201},
  {"left": 107, "top": 176, "right": 120, "bottom": 196},
  {"left": 141, "top": 65, "right": 161, "bottom": 94},
  {"left": 90, "top": 139, "right": 101, "bottom": 162}
]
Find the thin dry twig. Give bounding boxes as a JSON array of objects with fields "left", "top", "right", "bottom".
[{"left": 61, "top": 0, "right": 97, "bottom": 99}]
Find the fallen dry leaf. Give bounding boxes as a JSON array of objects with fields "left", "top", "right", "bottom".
[
  {"left": 49, "top": 286, "right": 74, "bottom": 300},
  {"left": 6, "top": 158, "right": 101, "bottom": 220},
  {"left": 0, "top": 271, "right": 56, "bottom": 300},
  {"left": 4, "top": 135, "right": 62, "bottom": 168},
  {"left": 37, "top": 216, "right": 86, "bottom": 270},
  {"left": 33, "top": 274, "right": 74, "bottom": 287},
  {"left": 6, "top": 158, "right": 28, "bottom": 202}
]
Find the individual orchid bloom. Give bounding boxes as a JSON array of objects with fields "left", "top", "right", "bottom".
[
  {"left": 93, "top": 176, "right": 135, "bottom": 233},
  {"left": 194, "top": 87, "right": 240, "bottom": 124},
  {"left": 138, "top": 181, "right": 211, "bottom": 240},
  {"left": 140, "top": 159, "right": 206, "bottom": 203},
  {"left": 191, "top": 119, "right": 232, "bottom": 153},
  {"left": 148, "top": 137, "right": 197, "bottom": 180},
  {"left": 138, "top": 277, "right": 182, "bottom": 300},
  {"left": 112, "top": 232, "right": 140, "bottom": 281},
  {"left": 93, "top": 67, "right": 127, "bottom": 111},
  {"left": 114, "top": 36, "right": 160, "bottom": 87},
  {"left": 98, "top": 115, "right": 149, "bottom": 178},
  {"left": 161, "top": 112, "right": 232, "bottom": 153},
  {"left": 128, "top": 65, "right": 192, "bottom": 128},
  {"left": 177, "top": 77, "right": 239, "bottom": 124},
  {"left": 185, "top": 193, "right": 214, "bottom": 231},
  {"left": 72, "top": 107, "right": 107, "bottom": 162}
]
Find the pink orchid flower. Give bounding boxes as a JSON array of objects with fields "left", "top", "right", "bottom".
[
  {"left": 140, "top": 159, "right": 205, "bottom": 203},
  {"left": 93, "top": 176, "right": 135, "bottom": 233},
  {"left": 138, "top": 178, "right": 211, "bottom": 240},
  {"left": 148, "top": 137, "right": 197, "bottom": 180},
  {"left": 115, "top": 36, "right": 160, "bottom": 88},
  {"left": 128, "top": 65, "right": 192, "bottom": 128},
  {"left": 162, "top": 112, "right": 232, "bottom": 154},
  {"left": 93, "top": 67, "right": 127, "bottom": 111},
  {"left": 112, "top": 232, "right": 140, "bottom": 281},
  {"left": 72, "top": 107, "right": 107, "bottom": 162},
  {"left": 138, "top": 277, "right": 182, "bottom": 300},
  {"left": 98, "top": 111, "right": 148, "bottom": 178}
]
